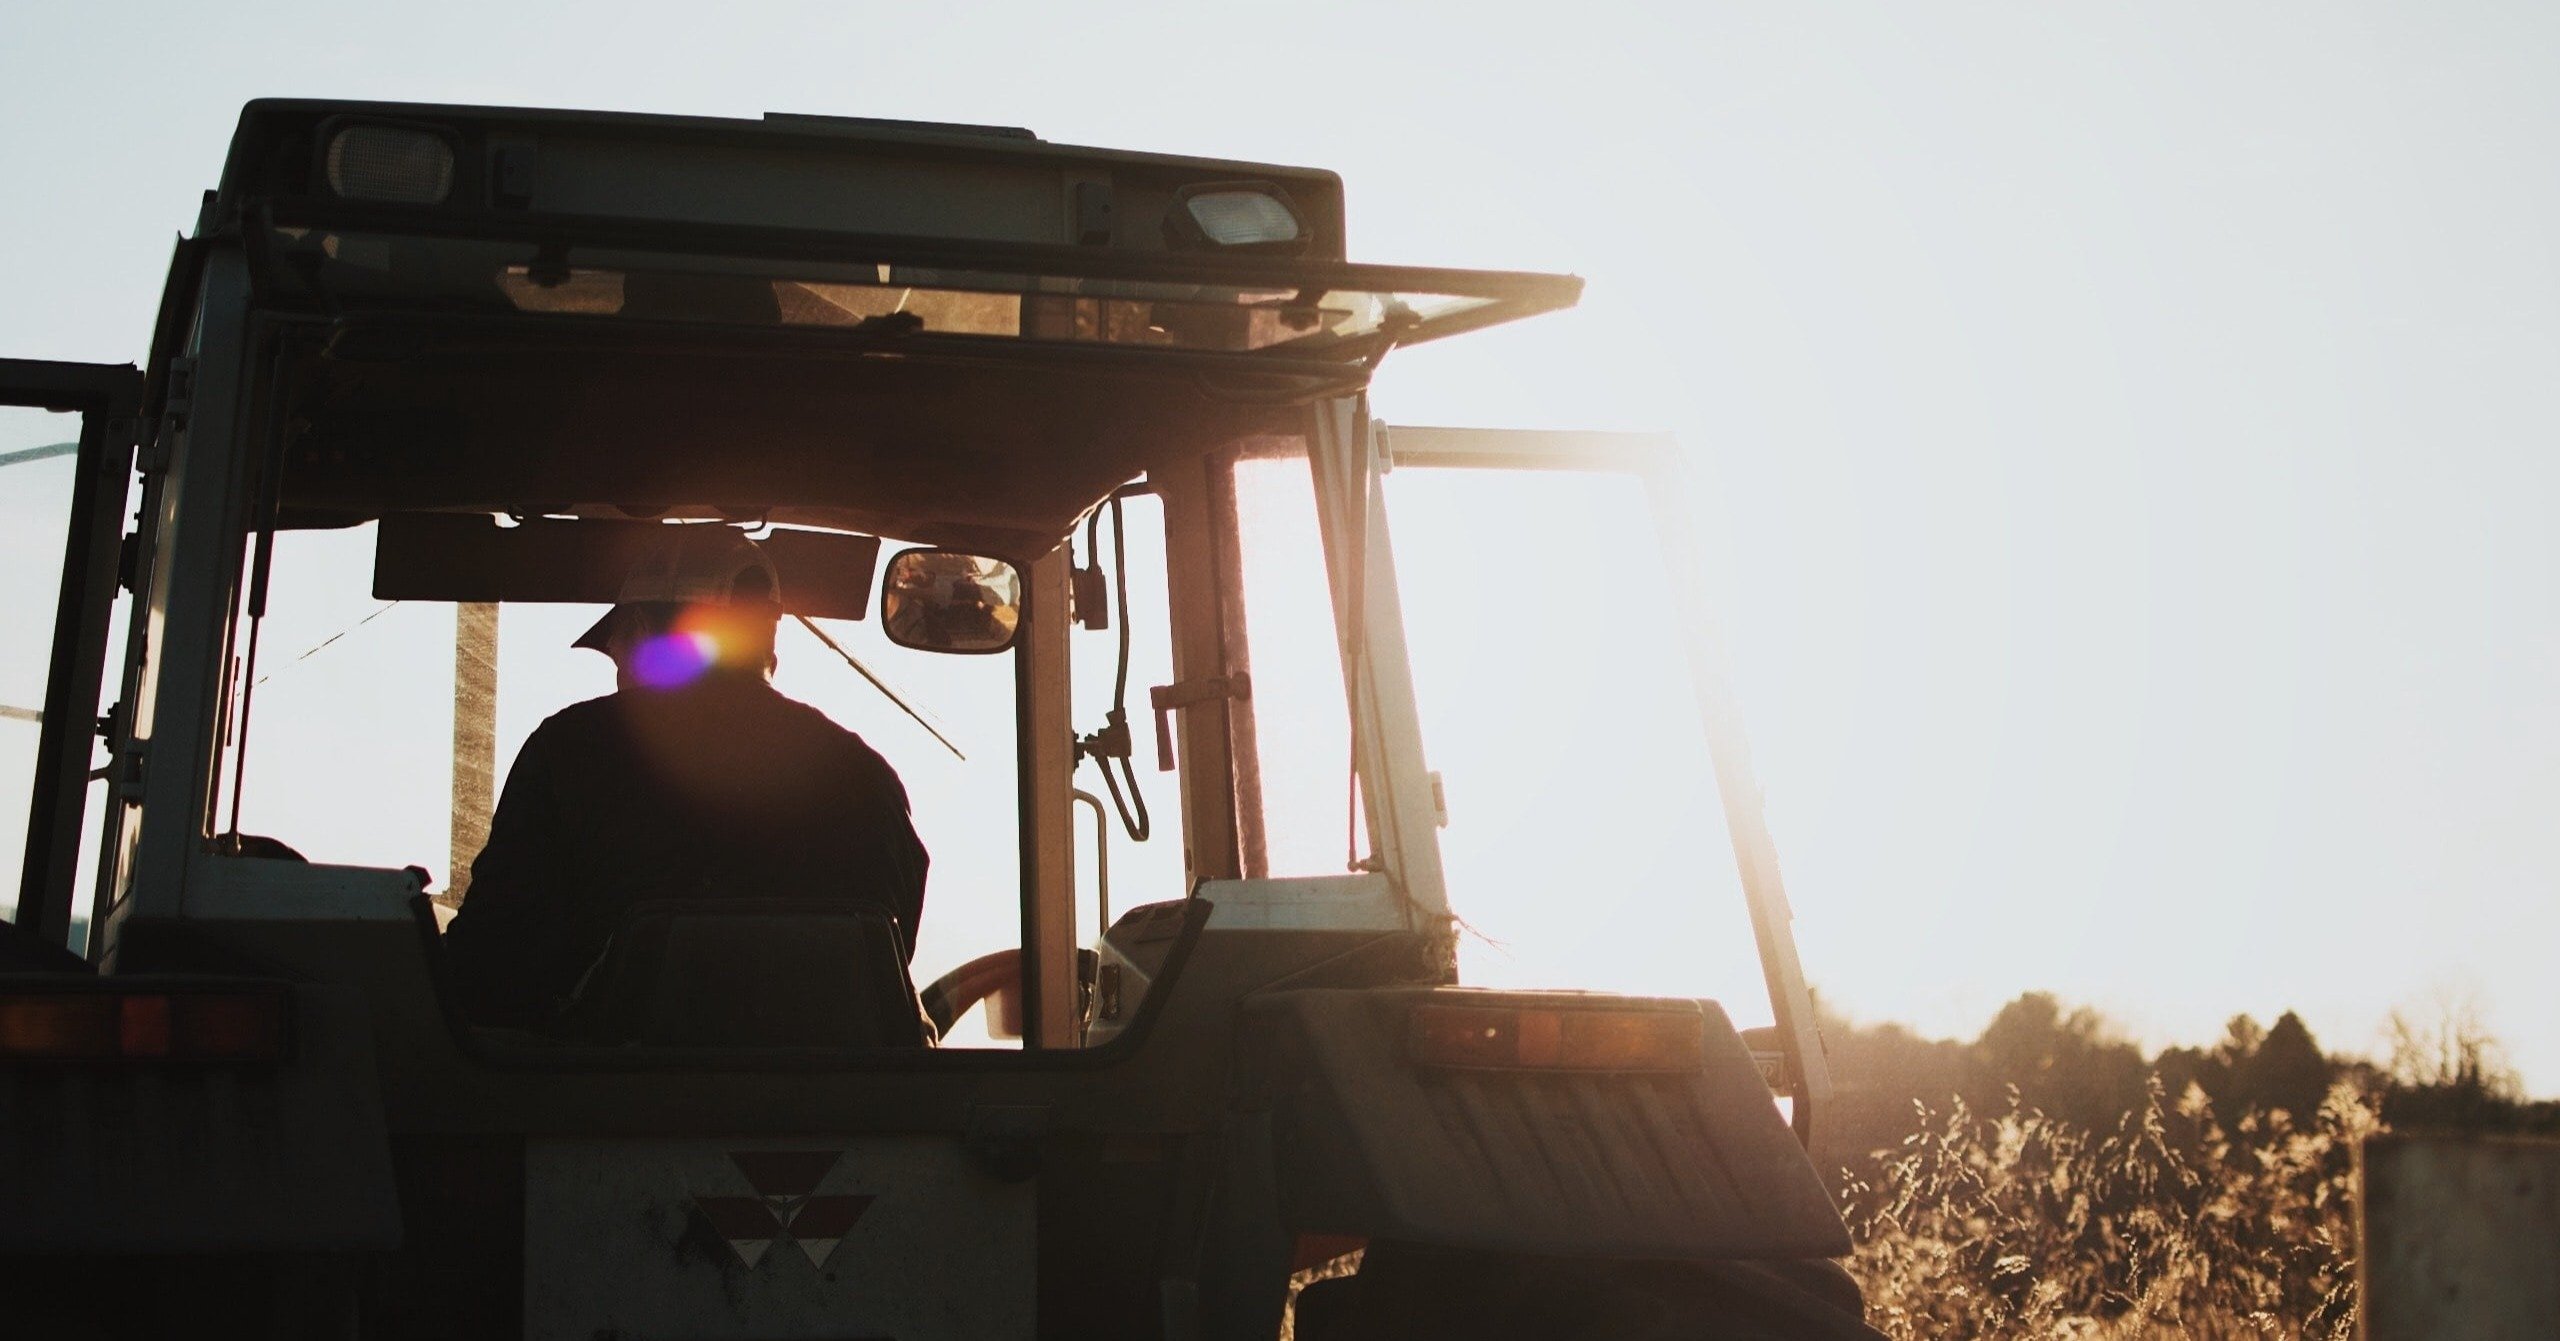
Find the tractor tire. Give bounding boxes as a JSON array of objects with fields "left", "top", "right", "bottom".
[{"left": 1291, "top": 1243, "right": 1882, "bottom": 1341}]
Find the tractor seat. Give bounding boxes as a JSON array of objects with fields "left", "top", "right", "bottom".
[{"left": 558, "top": 898, "right": 933, "bottom": 1049}]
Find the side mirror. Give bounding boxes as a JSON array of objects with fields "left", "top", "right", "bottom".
[{"left": 880, "top": 549, "right": 1024, "bottom": 654}]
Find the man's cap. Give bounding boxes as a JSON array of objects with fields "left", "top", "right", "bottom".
[{"left": 573, "top": 526, "right": 785, "bottom": 651}]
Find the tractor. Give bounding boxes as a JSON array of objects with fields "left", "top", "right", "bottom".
[{"left": 0, "top": 100, "right": 1877, "bottom": 1339}]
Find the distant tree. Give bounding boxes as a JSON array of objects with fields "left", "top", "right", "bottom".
[
  {"left": 1969, "top": 992, "right": 2148, "bottom": 1129},
  {"left": 2217, "top": 1013, "right": 2265, "bottom": 1066},
  {"left": 2384, "top": 991, "right": 2519, "bottom": 1100},
  {"left": 2158, "top": 1014, "right": 2271, "bottom": 1115},
  {"left": 1807, "top": 998, "right": 1978, "bottom": 1188},
  {"left": 2231, "top": 1010, "right": 2333, "bottom": 1119},
  {"left": 2151, "top": 1043, "right": 2221, "bottom": 1110},
  {"left": 2380, "top": 988, "right": 2531, "bottom": 1130}
]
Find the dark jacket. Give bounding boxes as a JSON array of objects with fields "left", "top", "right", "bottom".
[{"left": 443, "top": 678, "right": 927, "bottom": 1027}]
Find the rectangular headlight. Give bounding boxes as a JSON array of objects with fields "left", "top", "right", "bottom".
[
  {"left": 1164, "top": 181, "right": 1308, "bottom": 253},
  {"left": 325, "top": 123, "right": 456, "bottom": 204}
]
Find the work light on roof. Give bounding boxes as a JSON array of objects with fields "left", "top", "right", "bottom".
[
  {"left": 324, "top": 123, "right": 456, "bottom": 204},
  {"left": 1163, "top": 182, "right": 1308, "bottom": 254}
]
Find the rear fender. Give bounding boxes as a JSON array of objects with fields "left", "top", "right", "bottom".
[
  {"left": 1234, "top": 987, "right": 1850, "bottom": 1262},
  {"left": 0, "top": 977, "right": 399, "bottom": 1253}
]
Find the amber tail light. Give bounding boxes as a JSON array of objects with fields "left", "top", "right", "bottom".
[
  {"left": 1406, "top": 1003, "right": 1706, "bottom": 1073},
  {"left": 0, "top": 988, "right": 289, "bottom": 1062}
]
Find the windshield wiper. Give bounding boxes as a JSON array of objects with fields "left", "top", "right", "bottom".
[{"left": 792, "top": 614, "right": 965, "bottom": 761}]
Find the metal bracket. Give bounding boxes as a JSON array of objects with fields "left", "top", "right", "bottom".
[
  {"left": 1147, "top": 673, "right": 1251, "bottom": 772},
  {"left": 99, "top": 414, "right": 138, "bottom": 454},
  {"left": 138, "top": 357, "right": 194, "bottom": 475},
  {"left": 112, "top": 739, "right": 148, "bottom": 805}
]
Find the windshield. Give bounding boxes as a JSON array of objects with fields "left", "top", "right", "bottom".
[{"left": 1385, "top": 465, "right": 1771, "bottom": 1022}]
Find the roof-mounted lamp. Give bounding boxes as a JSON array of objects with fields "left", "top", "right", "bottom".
[
  {"left": 323, "top": 122, "right": 457, "bottom": 204},
  {"left": 1162, "top": 181, "right": 1309, "bottom": 255}
]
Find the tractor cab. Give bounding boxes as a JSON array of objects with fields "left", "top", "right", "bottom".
[{"left": 0, "top": 101, "right": 1871, "bottom": 1339}]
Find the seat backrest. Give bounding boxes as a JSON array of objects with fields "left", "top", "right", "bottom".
[{"left": 564, "top": 899, "right": 930, "bottom": 1048}]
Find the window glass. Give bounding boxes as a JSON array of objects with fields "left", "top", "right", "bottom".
[
  {"left": 0, "top": 408, "right": 134, "bottom": 954},
  {"left": 1227, "top": 451, "right": 1359, "bottom": 878},
  {"left": 0, "top": 409, "right": 79, "bottom": 929},
  {"left": 1383, "top": 467, "right": 1769, "bottom": 1023},
  {"left": 220, "top": 524, "right": 463, "bottom": 868},
  {"left": 216, "top": 521, "right": 1030, "bottom": 1045}
]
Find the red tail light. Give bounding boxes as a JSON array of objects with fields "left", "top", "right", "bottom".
[
  {"left": 0, "top": 988, "right": 288, "bottom": 1062},
  {"left": 1408, "top": 1003, "right": 1705, "bottom": 1073}
]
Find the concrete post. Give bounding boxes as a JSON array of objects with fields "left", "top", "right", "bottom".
[{"left": 2360, "top": 1131, "right": 2560, "bottom": 1339}]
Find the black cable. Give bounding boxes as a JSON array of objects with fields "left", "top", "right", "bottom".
[
  {"left": 1108, "top": 495, "right": 1133, "bottom": 708},
  {"left": 1075, "top": 496, "right": 1149, "bottom": 842}
]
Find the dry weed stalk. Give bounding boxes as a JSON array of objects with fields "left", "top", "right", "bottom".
[{"left": 1842, "top": 1077, "right": 2379, "bottom": 1339}]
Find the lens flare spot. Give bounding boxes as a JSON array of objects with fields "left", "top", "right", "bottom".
[{"left": 632, "top": 631, "right": 718, "bottom": 689}]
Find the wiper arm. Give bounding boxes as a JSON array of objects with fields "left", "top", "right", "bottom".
[{"left": 792, "top": 614, "right": 965, "bottom": 761}]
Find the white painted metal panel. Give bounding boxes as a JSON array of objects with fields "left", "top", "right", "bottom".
[
  {"left": 525, "top": 1135, "right": 1034, "bottom": 1341},
  {"left": 1197, "top": 875, "right": 1403, "bottom": 931},
  {"left": 185, "top": 855, "right": 423, "bottom": 920}
]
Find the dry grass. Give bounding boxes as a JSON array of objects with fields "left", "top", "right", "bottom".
[{"left": 1842, "top": 1078, "right": 2380, "bottom": 1339}]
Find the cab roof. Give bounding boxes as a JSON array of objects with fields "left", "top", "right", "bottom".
[
  {"left": 208, "top": 99, "right": 1579, "bottom": 560},
  {"left": 214, "top": 98, "right": 1350, "bottom": 259}
]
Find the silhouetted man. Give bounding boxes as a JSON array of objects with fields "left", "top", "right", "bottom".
[{"left": 443, "top": 527, "right": 927, "bottom": 1028}]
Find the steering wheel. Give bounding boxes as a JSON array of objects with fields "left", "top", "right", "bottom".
[{"left": 919, "top": 948, "right": 1023, "bottom": 1038}]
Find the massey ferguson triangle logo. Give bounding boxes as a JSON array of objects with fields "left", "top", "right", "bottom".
[{"left": 690, "top": 1150, "right": 875, "bottom": 1269}]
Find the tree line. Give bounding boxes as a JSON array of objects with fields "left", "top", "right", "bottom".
[{"left": 1810, "top": 989, "right": 2556, "bottom": 1177}]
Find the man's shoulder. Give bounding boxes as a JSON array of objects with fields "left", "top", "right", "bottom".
[
  {"left": 761, "top": 689, "right": 880, "bottom": 752},
  {"left": 541, "top": 693, "right": 625, "bottom": 731},
  {"left": 758, "top": 690, "right": 902, "bottom": 775},
  {"left": 520, "top": 693, "right": 626, "bottom": 751}
]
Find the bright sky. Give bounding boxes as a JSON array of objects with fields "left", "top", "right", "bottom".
[{"left": 5, "top": 1, "right": 2556, "bottom": 1091}]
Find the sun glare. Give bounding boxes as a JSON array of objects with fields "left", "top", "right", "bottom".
[{"left": 632, "top": 630, "right": 720, "bottom": 690}]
